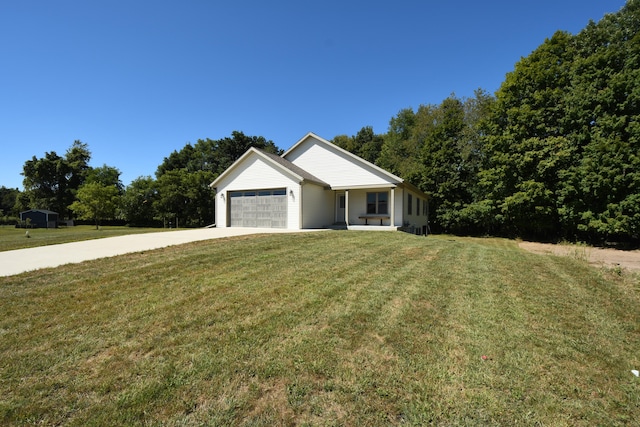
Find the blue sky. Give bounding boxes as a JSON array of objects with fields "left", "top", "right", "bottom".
[{"left": 0, "top": 0, "right": 627, "bottom": 190}]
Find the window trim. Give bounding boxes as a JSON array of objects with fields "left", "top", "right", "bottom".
[{"left": 366, "top": 191, "right": 389, "bottom": 215}]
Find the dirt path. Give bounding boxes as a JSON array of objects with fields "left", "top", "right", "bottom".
[{"left": 518, "top": 241, "right": 640, "bottom": 272}]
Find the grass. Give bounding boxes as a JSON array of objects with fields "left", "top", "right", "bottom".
[
  {"left": 0, "top": 231, "right": 639, "bottom": 425},
  {"left": 0, "top": 225, "right": 171, "bottom": 252}
]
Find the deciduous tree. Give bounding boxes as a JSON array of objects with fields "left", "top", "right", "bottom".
[
  {"left": 121, "top": 176, "right": 159, "bottom": 227},
  {"left": 69, "top": 182, "right": 120, "bottom": 229},
  {"left": 21, "top": 140, "right": 91, "bottom": 218}
]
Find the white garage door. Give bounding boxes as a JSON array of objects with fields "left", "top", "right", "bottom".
[{"left": 228, "top": 189, "right": 287, "bottom": 228}]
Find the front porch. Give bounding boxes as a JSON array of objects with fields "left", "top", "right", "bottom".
[{"left": 333, "top": 186, "right": 401, "bottom": 228}]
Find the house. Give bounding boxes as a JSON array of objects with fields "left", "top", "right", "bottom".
[
  {"left": 210, "top": 132, "right": 429, "bottom": 232},
  {"left": 19, "top": 209, "right": 59, "bottom": 228}
]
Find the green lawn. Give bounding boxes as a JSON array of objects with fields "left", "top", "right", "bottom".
[
  {"left": 0, "top": 231, "right": 638, "bottom": 425},
  {"left": 0, "top": 225, "right": 171, "bottom": 252}
]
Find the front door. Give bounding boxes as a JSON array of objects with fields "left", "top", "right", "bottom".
[{"left": 336, "top": 192, "right": 345, "bottom": 224}]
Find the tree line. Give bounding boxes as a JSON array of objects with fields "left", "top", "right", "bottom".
[
  {"left": 2, "top": 0, "right": 638, "bottom": 244},
  {"left": 0, "top": 132, "right": 279, "bottom": 228},
  {"left": 334, "top": 0, "right": 639, "bottom": 245}
]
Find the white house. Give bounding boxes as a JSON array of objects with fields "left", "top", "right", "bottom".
[{"left": 210, "top": 132, "right": 429, "bottom": 232}]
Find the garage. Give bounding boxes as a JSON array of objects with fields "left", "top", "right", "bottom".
[{"left": 228, "top": 189, "right": 287, "bottom": 228}]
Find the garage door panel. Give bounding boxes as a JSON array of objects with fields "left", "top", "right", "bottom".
[
  {"left": 256, "top": 196, "right": 272, "bottom": 227},
  {"left": 269, "top": 194, "right": 287, "bottom": 228},
  {"left": 229, "top": 192, "right": 244, "bottom": 226},
  {"left": 229, "top": 189, "right": 287, "bottom": 228}
]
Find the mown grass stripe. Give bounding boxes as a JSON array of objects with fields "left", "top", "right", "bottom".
[{"left": 1, "top": 231, "right": 639, "bottom": 425}]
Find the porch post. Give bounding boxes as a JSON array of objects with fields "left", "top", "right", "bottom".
[
  {"left": 390, "top": 187, "right": 395, "bottom": 227},
  {"left": 345, "top": 190, "right": 349, "bottom": 226}
]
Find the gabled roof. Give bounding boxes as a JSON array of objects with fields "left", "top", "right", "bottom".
[
  {"left": 283, "top": 132, "right": 405, "bottom": 184},
  {"left": 257, "top": 149, "right": 329, "bottom": 186},
  {"left": 20, "top": 209, "right": 58, "bottom": 215},
  {"left": 209, "top": 147, "right": 329, "bottom": 189}
]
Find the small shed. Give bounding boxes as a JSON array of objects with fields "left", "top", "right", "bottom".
[{"left": 20, "top": 209, "right": 59, "bottom": 228}]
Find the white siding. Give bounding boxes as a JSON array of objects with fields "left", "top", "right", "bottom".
[
  {"left": 346, "top": 188, "right": 395, "bottom": 226},
  {"left": 217, "top": 156, "right": 299, "bottom": 190},
  {"left": 286, "top": 185, "right": 301, "bottom": 229},
  {"left": 285, "top": 136, "right": 395, "bottom": 188},
  {"left": 340, "top": 187, "right": 427, "bottom": 229},
  {"left": 215, "top": 155, "right": 300, "bottom": 229},
  {"left": 346, "top": 190, "right": 366, "bottom": 224},
  {"left": 394, "top": 188, "right": 405, "bottom": 227},
  {"left": 402, "top": 188, "right": 429, "bottom": 231},
  {"left": 301, "top": 183, "right": 333, "bottom": 228}
]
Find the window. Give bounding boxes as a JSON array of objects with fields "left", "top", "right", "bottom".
[
  {"left": 408, "top": 194, "right": 413, "bottom": 216},
  {"left": 417, "top": 198, "right": 420, "bottom": 216},
  {"left": 367, "top": 192, "right": 388, "bottom": 214}
]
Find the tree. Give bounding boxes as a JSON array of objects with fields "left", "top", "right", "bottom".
[
  {"left": 69, "top": 182, "right": 120, "bottom": 229},
  {"left": 331, "top": 135, "right": 354, "bottom": 152},
  {"left": 154, "top": 169, "right": 189, "bottom": 228},
  {"left": 331, "top": 127, "right": 384, "bottom": 163},
  {"left": 21, "top": 140, "right": 91, "bottom": 218},
  {"left": 213, "top": 131, "right": 281, "bottom": 173},
  {"left": 21, "top": 151, "right": 66, "bottom": 213},
  {"left": 419, "top": 97, "right": 467, "bottom": 232},
  {"left": 156, "top": 131, "right": 280, "bottom": 178},
  {"left": 154, "top": 169, "right": 216, "bottom": 228},
  {"left": 85, "top": 164, "right": 124, "bottom": 191},
  {"left": 121, "top": 176, "right": 159, "bottom": 227},
  {"left": 0, "top": 186, "right": 20, "bottom": 219},
  {"left": 156, "top": 143, "right": 196, "bottom": 176},
  {"left": 378, "top": 108, "right": 423, "bottom": 184},
  {"left": 559, "top": 0, "right": 640, "bottom": 242},
  {"left": 64, "top": 140, "right": 92, "bottom": 206},
  {"left": 373, "top": 92, "right": 494, "bottom": 234},
  {"left": 464, "top": 1, "right": 640, "bottom": 243},
  {"left": 154, "top": 131, "right": 276, "bottom": 227},
  {"left": 182, "top": 170, "right": 216, "bottom": 227},
  {"left": 471, "top": 31, "right": 576, "bottom": 239}
]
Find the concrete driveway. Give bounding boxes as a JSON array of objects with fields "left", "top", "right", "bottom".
[{"left": 0, "top": 228, "right": 317, "bottom": 277}]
